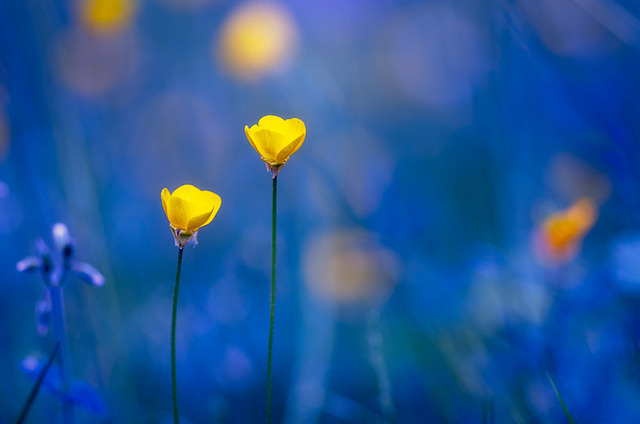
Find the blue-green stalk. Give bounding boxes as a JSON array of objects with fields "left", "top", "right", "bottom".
[
  {"left": 267, "top": 175, "right": 277, "bottom": 424},
  {"left": 172, "top": 247, "right": 184, "bottom": 424}
]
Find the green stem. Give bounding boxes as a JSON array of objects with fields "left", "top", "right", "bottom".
[
  {"left": 267, "top": 175, "right": 277, "bottom": 424},
  {"left": 15, "top": 342, "right": 60, "bottom": 424},
  {"left": 172, "top": 247, "right": 184, "bottom": 424},
  {"left": 546, "top": 371, "right": 574, "bottom": 424}
]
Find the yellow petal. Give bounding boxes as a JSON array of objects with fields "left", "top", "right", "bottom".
[
  {"left": 186, "top": 208, "right": 214, "bottom": 232},
  {"left": 167, "top": 196, "right": 191, "bottom": 230},
  {"left": 245, "top": 125, "right": 260, "bottom": 153},
  {"left": 167, "top": 186, "right": 209, "bottom": 229},
  {"left": 245, "top": 124, "right": 272, "bottom": 159},
  {"left": 274, "top": 118, "right": 305, "bottom": 162},
  {"left": 258, "top": 115, "right": 286, "bottom": 131},
  {"left": 253, "top": 128, "right": 286, "bottom": 162},
  {"left": 161, "top": 188, "right": 170, "bottom": 219},
  {"left": 200, "top": 191, "right": 222, "bottom": 227},
  {"left": 276, "top": 132, "right": 305, "bottom": 163},
  {"left": 282, "top": 117, "right": 305, "bottom": 141},
  {"left": 172, "top": 184, "right": 204, "bottom": 202}
]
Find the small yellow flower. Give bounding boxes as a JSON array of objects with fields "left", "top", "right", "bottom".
[
  {"left": 161, "top": 184, "right": 221, "bottom": 247},
  {"left": 245, "top": 115, "right": 306, "bottom": 176}
]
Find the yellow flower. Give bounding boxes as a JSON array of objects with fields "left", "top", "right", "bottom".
[
  {"left": 161, "top": 184, "right": 221, "bottom": 247},
  {"left": 245, "top": 115, "right": 306, "bottom": 176}
]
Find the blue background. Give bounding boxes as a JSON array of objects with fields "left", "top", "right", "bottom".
[{"left": 1, "top": 0, "right": 640, "bottom": 422}]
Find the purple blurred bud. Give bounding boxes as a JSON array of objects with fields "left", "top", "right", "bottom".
[
  {"left": 72, "top": 262, "right": 105, "bottom": 286},
  {"left": 16, "top": 256, "right": 42, "bottom": 273},
  {"left": 35, "top": 238, "right": 53, "bottom": 274},
  {"left": 22, "top": 355, "right": 41, "bottom": 373},
  {"left": 52, "top": 223, "right": 74, "bottom": 261},
  {"left": 35, "top": 292, "right": 52, "bottom": 336},
  {"left": 35, "top": 238, "right": 49, "bottom": 255},
  {"left": 21, "top": 354, "right": 62, "bottom": 393}
]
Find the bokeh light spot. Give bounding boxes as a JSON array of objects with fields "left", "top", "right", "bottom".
[
  {"left": 80, "top": 0, "right": 136, "bottom": 36},
  {"left": 303, "top": 229, "right": 399, "bottom": 312},
  {"left": 216, "top": 1, "right": 299, "bottom": 81}
]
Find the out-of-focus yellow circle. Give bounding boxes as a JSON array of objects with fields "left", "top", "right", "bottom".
[
  {"left": 80, "top": 0, "right": 136, "bottom": 35},
  {"left": 216, "top": 2, "right": 299, "bottom": 81},
  {"left": 303, "top": 229, "right": 399, "bottom": 309}
]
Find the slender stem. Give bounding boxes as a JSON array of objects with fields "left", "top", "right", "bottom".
[
  {"left": 172, "top": 247, "right": 184, "bottom": 424},
  {"left": 267, "top": 175, "right": 277, "bottom": 424},
  {"left": 15, "top": 342, "right": 60, "bottom": 424},
  {"left": 546, "top": 372, "right": 575, "bottom": 424},
  {"left": 50, "top": 286, "right": 74, "bottom": 424}
]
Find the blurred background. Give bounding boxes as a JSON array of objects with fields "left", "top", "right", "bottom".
[{"left": 1, "top": 0, "right": 640, "bottom": 422}]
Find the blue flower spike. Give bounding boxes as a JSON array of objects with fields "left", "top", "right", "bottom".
[{"left": 16, "top": 223, "right": 108, "bottom": 423}]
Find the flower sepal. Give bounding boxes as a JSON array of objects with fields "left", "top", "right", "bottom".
[
  {"left": 266, "top": 162, "right": 284, "bottom": 178},
  {"left": 170, "top": 225, "right": 198, "bottom": 248}
]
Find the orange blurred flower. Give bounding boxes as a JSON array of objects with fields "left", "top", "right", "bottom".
[{"left": 534, "top": 198, "right": 597, "bottom": 264}]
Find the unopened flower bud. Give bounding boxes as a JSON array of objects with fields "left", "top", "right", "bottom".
[
  {"left": 35, "top": 291, "right": 52, "bottom": 336},
  {"left": 35, "top": 239, "right": 53, "bottom": 275},
  {"left": 52, "top": 223, "right": 74, "bottom": 262}
]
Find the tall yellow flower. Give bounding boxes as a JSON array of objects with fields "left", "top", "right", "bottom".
[
  {"left": 161, "top": 184, "right": 221, "bottom": 423},
  {"left": 245, "top": 114, "right": 306, "bottom": 422},
  {"left": 245, "top": 115, "right": 305, "bottom": 176},
  {"left": 161, "top": 184, "right": 221, "bottom": 247}
]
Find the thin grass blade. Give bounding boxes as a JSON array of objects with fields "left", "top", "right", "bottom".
[
  {"left": 15, "top": 342, "right": 60, "bottom": 424},
  {"left": 546, "top": 371, "right": 575, "bottom": 424}
]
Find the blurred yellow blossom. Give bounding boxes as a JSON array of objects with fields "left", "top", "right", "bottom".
[
  {"left": 217, "top": 1, "right": 299, "bottom": 81},
  {"left": 303, "top": 229, "right": 400, "bottom": 313},
  {"left": 535, "top": 198, "right": 597, "bottom": 264},
  {"left": 161, "top": 184, "right": 221, "bottom": 247},
  {"left": 245, "top": 115, "right": 305, "bottom": 175},
  {"left": 80, "top": 0, "right": 135, "bottom": 35}
]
